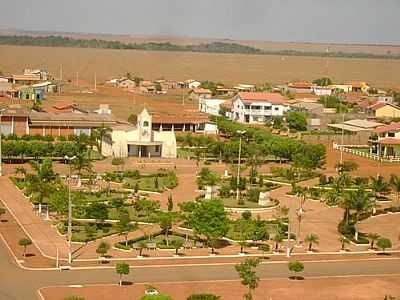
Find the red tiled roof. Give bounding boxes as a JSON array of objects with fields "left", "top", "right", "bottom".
[
  {"left": 369, "top": 102, "right": 387, "bottom": 111},
  {"left": 374, "top": 122, "right": 400, "bottom": 134},
  {"left": 237, "top": 92, "right": 287, "bottom": 104},
  {"left": 377, "top": 137, "right": 400, "bottom": 145}
]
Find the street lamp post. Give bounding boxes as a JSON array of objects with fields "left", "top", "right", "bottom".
[
  {"left": 236, "top": 130, "right": 246, "bottom": 201},
  {"left": 296, "top": 207, "right": 304, "bottom": 246},
  {"left": 0, "top": 108, "right": 5, "bottom": 177},
  {"left": 64, "top": 155, "right": 76, "bottom": 264}
]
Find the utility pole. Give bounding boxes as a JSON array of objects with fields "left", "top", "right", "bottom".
[
  {"left": 94, "top": 73, "right": 97, "bottom": 91},
  {"left": 76, "top": 72, "right": 79, "bottom": 87},
  {"left": 340, "top": 107, "right": 345, "bottom": 164},
  {"left": 59, "top": 65, "right": 63, "bottom": 81},
  {"left": 236, "top": 130, "right": 246, "bottom": 201},
  {"left": 0, "top": 109, "right": 5, "bottom": 176}
]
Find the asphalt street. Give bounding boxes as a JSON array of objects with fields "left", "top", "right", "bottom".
[{"left": 1, "top": 240, "right": 400, "bottom": 300}]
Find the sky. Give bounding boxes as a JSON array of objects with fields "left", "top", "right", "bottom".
[{"left": 1, "top": 0, "right": 400, "bottom": 44}]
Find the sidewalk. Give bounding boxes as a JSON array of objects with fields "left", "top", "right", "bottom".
[{"left": 0, "top": 176, "right": 69, "bottom": 260}]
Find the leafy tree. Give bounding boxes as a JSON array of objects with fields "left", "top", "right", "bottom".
[
  {"left": 190, "top": 199, "right": 229, "bottom": 248},
  {"left": 370, "top": 176, "right": 390, "bottom": 201},
  {"left": 103, "top": 172, "right": 115, "bottom": 195},
  {"left": 235, "top": 258, "right": 260, "bottom": 300},
  {"left": 312, "top": 77, "right": 333, "bottom": 86},
  {"left": 288, "top": 260, "right": 304, "bottom": 279},
  {"left": 197, "top": 168, "right": 219, "bottom": 189},
  {"left": 96, "top": 241, "right": 110, "bottom": 258},
  {"left": 86, "top": 202, "right": 108, "bottom": 225},
  {"left": 117, "top": 208, "right": 135, "bottom": 247},
  {"left": 15, "top": 167, "right": 27, "bottom": 181},
  {"left": 167, "top": 194, "right": 174, "bottom": 212},
  {"left": 377, "top": 238, "right": 392, "bottom": 253},
  {"left": 158, "top": 212, "right": 176, "bottom": 246},
  {"left": 199, "top": 80, "right": 218, "bottom": 95},
  {"left": 305, "top": 233, "right": 319, "bottom": 251},
  {"left": 286, "top": 111, "right": 307, "bottom": 131},
  {"left": 134, "top": 199, "right": 160, "bottom": 221},
  {"left": 116, "top": 262, "right": 130, "bottom": 286},
  {"left": 187, "top": 294, "right": 221, "bottom": 300},
  {"left": 137, "top": 240, "right": 147, "bottom": 257},
  {"left": 19, "top": 238, "right": 32, "bottom": 257},
  {"left": 349, "top": 187, "right": 372, "bottom": 240},
  {"left": 273, "top": 233, "right": 284, "bottom": 252}
]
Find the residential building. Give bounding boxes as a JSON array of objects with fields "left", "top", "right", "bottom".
[
  {"left": 233, "top": 84, "right": 256, "bottom": 92},
  {"left": 17, "top": 86, "right": 45, "bottom": 101},
  {"left": 287, "top": 82, "right": 313, "bottom": 94},
  {"left": 102, "top": 108, "right": 176, "bottom": 158},
  {"left": 151, "top": 112, "right": 218, "bottom": 134},
  {"left": 199, "top": 98, "right": 226, "bottom": 116},
  {"left": 117, "top": 79, "right": 136, "bottom": 90},
  {"left": 189, "top": 88, "right": 212, "bottom": 101},
  {"left": 350, "top": 82, "right": 370, "bottom": 93},
  {"left": 0, "top": 105, "right": 29, "bottom": 136},
  {"left": 312, "top": 86, "right": 334, "bottom": 96},
  {"left": 231, "top": 92, "right": 289, "bottom": 124},
  {"left": 372, "top": 103, "right": 400, "bottom": 119},
  {"left": 328, "top": 119, "right": 383, "bottom": 143},
  {"left": 370, "top": 123, "right": 400, "bottom": 158},
  {"left": 0, "top": 82, "right": 12, "bottom": 97}
]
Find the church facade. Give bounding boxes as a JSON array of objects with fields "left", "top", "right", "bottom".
[{"left": 102, "top": 109, "right": 177, "bottom": 158}]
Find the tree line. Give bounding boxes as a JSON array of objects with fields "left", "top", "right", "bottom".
[{"left": 2, "top": 35, "right": 400, "bottom": 60}]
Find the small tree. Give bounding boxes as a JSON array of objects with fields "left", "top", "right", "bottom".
[
  {"left": 167, "top": 194, "right": 174, "bottom": 212},
  {"left": 305, "top": 233, "right": 319, "bottom": 252},
  {"left": 137, "top": 240, "right": 147, "bottom": 257},
  {"left": 368, "top": 233, "right": 380, "bottom": 249},
  {"left": 96, "top": 241, "right": 110, "bottom": 259},
  {"left": 377, "top": 238, "right": 392, "bottom": 253},
  {"left": 172, "top": 238, "right": 184, "bottom": 256},
  {"left": 338, "top": 236, "right": 350, "bottom": 251},
  {"left": 258, "top": 243, "right": 270, "bottom": 259},
  {"left": 273, "top": 233, "right": 284, "bottom": 252},
  {"left": 19, "top": 238, "right": 32, "bottom": 257},
  {"left": 117, "top": 209, "right": 135, "bottom": 247},
  {"left": 288, "top": 260, "right": 304, "bottom": 280},
  {"left": 116, "top": 262, "right": 130, "bottom": 286},
  {"left": 235, "top": 258, "right": 260, "bottom": 300}
]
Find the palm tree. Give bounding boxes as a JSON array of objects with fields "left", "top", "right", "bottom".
[
  {"left": 367, "top": 233, "right": 380, "bottom": 249},
  {"left": 389, "top": 174, "right": 400, "bottom": 206},
  {"left": 29, "top": 159, "right": 56, "bottom": 183},
  {"left": 370, "top": 175, "right": 390, "bottom": 205},
  {"left": 340, "top": 191, "right": 354, "bottom": 225},
  {"left": 305, "top": 233, "right": 319, "bottom": 252},
  {"left": 92, "top": 124, "right": 112, "bottom": 154},
  {"left": 296, "top": 187, "right": 308, "bottom": 210},
  {"left": 349, "top": 187, "right": 372, "bottom": 241}
]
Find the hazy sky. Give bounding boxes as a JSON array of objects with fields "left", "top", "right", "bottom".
[{"left": 1, "top": 0, "right": 399, "bottom": 44}]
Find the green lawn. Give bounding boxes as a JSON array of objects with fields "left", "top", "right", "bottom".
[
  {"left": 123, "top": 175, "right": 176, "bottom": 192},
  {"left": 57, "top": 222, "right": 120, "bottom": 242}
]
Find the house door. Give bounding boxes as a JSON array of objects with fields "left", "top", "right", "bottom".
[
  {"left": 140, "top": 146, "right": 148, "bottom": 157},
  {"left": 245, "top": 115, "right": 250, "bottom": 123}
]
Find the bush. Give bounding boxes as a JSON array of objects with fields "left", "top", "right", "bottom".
[
  {"left": 319, "top": 174, "right": 327, "bottom": 186},
  {"left": 114, "top": 242, "right": 131, "bottom": 251},
  {"left": 247, "top": 188, "right": 260, "bottom": 203},
  {"left": 112, "top": 158, "right": 124, "bottom": 165},
  {"left": 140, "top": 295, "right": 173, "bottom": 300},
  {"left": 187, "top": 294, "right": 221, "bottom": 300}
]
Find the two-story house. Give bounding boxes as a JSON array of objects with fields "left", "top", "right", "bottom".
[
  {"left": 231, "top": 92, "right": 289, "bottom": 124},
  {"left": 371, "top": 122, "right": 400, "bottom": 158}
]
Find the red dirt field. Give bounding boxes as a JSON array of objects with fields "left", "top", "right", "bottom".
[
  {"left": 1, "top": 45, "right": 400, "bottom": 88},
  {"left": 40, "top": 276, "right": 400, "bottom": 300}
]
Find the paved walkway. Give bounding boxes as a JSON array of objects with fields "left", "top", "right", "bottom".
[{"left": 0, "top": 176, "right": 68, "bottom": 259}]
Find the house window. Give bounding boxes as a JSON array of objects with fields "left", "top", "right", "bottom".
[
  {"left": 143, "top": 121, "right": 149, "bottom": 127},
  {"left": 155, "top": 145, "right": 160, "bottom": 152},
  {"left": 274, "top": 107, "right": 279, "bottom": 111},
  {"left": 264, "top": 106, "right": 272, "bottom": 110},
  {"left": 75, "top": 128, "right": 91, "bottom": 136},
  {"left": 245, "top": 105, "right": 250, "bottom": 109},
  {"left": 388, "top": 132, "right": 395, "bottom": 137}
]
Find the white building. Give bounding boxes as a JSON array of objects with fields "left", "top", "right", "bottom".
[
  {"left": 312, "top": 86, "right": 334, "bottom": 96},
  {"left": 231, "top": 92, "right": 290, "bottom": 124},
  {"left": 102, "top": 109, "right": 177, "bottom": 158},
  {"left": 199, "top": 98, "right": 226, "bottom": 116}
]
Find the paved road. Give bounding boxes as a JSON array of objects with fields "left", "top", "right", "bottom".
[{"left": 1, "top": 241, "right": 400, "bottom": 300}]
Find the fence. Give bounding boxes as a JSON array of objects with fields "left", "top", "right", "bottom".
[{"left": 333, "top": 143, "right": 400, "bottom": 163}]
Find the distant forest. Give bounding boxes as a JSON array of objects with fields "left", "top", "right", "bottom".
[{"left": 1, "top": 35, "right": 400, "bottom": 60}]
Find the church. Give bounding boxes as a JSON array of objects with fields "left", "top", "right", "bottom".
[{"left": 102, "top": 109, "right": 177, "bottom": 158}]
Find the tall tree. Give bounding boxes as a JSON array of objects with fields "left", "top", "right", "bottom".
[
  {"left": 389, "top": 174, "right": 400, "bottom": 206},
  {"left": 235, "top": 258, "right": 260, "bottom": 300},
  {"left": 190, "top": 199, "right": 229, "bottom": 249},
  {"left": 117, "top": 208, "right": 135, "bottom": 247}
]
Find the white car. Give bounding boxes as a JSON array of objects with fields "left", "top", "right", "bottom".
[{"left": 145, "top": 288, "right": 159, "bottom": 296}]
